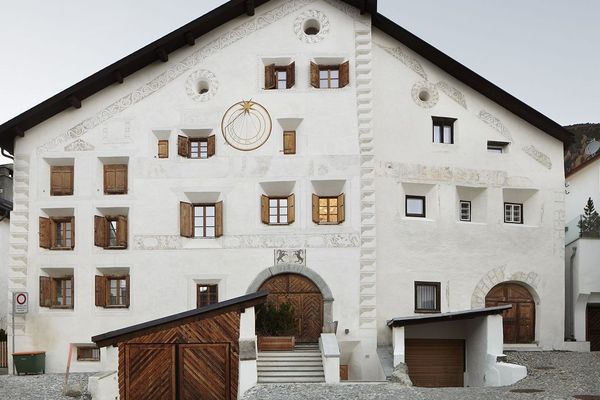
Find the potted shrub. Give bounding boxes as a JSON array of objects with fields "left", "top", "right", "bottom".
[{"left": 256, "top": 302, "right": 296, "bottom": 351}]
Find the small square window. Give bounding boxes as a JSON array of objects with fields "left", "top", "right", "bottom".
[
  {"left": 432, "top": 117, "right": 455, "bottom": 144},
  {"left": 504, "top": 203, "right": 523, "bottom": 224},
  {"left": 415, "top": 281, "right": 440, "bottom": 313},
  {"left": 405, "top": 195, "right": 426, "bottom": 218},
  {"left": 487, "top": 141, "right": 509, "bottom": 154},
  {"left": 77, "top": 346, "right": 100, "bottom": 362},
  {"left": 459, "top": 200, "right": 471, "bottom": 222},
  {"left": 197, "top": 284, "right": 218, "bottom": 307}
]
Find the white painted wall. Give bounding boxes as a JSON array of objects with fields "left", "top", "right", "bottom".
[{"left": 0, "top": 219, "right": 8, "bottom": 331}]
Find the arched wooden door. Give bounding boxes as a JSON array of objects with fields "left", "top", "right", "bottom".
[
  {"left": 259, "top": 274, "right": 323, "bottom": 343},
  {"left": 485, "top": 283, "right": 535, "bottom": 343}
]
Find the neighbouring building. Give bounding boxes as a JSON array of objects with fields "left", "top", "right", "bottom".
[
  {"left": 0, "top": 0, "right": 577, "bottom": 394},
  {"left": 0, "top": 163, "right": 13, "bottom": 331},
  {"left": 565, "top": 150, "right": 600, "bottom": 351}
]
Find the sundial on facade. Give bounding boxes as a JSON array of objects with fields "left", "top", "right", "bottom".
[{"left": 221, "top": 100, "right": 272, "bottom": 151}]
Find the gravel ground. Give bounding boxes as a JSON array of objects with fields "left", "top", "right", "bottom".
[
  {"left": 243, "top": 352, "right": 600, "bottom": 400},
  {"left": 0, "top": 373, "right": 91, "bottom": 400}
]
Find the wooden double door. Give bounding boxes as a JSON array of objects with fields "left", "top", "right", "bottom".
[
  {"left": 485, "top": 283, "right": 535, "bottom": 343},
  {"left": 259, "top": 273, "right": 324, "bottom": 343},
  {"left": 125, "top": 343, "right": 231, "bottom": 400},
  {"left": 405, "top": 339, "right": 465, "bottom": 387},
  {"left": 588, "top": 305, "right": 600, "bottom": 351}
]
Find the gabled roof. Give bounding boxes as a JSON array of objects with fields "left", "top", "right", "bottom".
[
  {"left": 92, "top": 290, "right": 268, "bottom": 347},
  {"left": 387, "top": 305, "right": 511, "bottom": 328},
  {"left": 0, "top": 0, "right": 572, "bottom": 153}
]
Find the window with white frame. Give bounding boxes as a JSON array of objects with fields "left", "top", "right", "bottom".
[
  {"left": 194, "top": 205, "right": 216, "bottom": 238},
  {"left": 459, "top": 200, "right": 471, "bottom": 222},
  {"left": 432, "top": 117, "right": 455, "bottom": 144},
  {"left": 504, "top": 203, "right": 523, "bottom": 224}
]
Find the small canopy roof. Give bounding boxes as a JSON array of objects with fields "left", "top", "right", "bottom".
[
  {"left": 387, "top": 305, "right": 511, "bottom": 328},
  {"left": 92, "top": 290, "right": 268, "bottom": 348}
]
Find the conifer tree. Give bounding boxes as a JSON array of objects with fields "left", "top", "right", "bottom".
[{"left": 578, "top": 197, "right": 600, "bottom": 237}]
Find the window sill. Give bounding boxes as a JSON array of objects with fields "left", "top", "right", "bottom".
[
  {"left": 104, "top": 305, "right": 129, "bottom": 309},
  {"left": 103, "top": 246, "right": 128, "bottom": 250},
  {"left": 317, "top": 222, "right": 342, "bottom": 225},
  {"left": 414, "top": 310, "right": 441, "bottom": 314},
  {"left": 50, "top": 247, "right": 74, "bottom": 251},
  {"left": 402, "top": 216, "right": 434, "bottom": 222},
  {"left": 503, "top": 223, "right": 538, "bottom": 228},
  {"left": 456, "top": 221, "right": 487, "bottom": 226},
  {"left": 77, "top": 359, "right": 100, "bottom": 362}
]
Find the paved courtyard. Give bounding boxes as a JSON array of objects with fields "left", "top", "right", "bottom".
[{"left": 243, "top": 352, "right": 600, "bottom": 400}]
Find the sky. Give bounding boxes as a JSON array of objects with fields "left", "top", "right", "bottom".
[{"left": 0, "top": 0, "right": 598, "bottom": 163}]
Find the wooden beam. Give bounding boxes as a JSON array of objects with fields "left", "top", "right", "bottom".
[
  {"left": 67, "top": 96, "right": 81, "bottom": 109},
  {"left": 184, "top": 31, "right": 195, "bottom": 46},
  {"left": 245, "top": 0, "right": 255, "bottom": 16},
  {"left": 14, "top": 127, "right": 24, "bottom": 137},
  {"left": 156, "top": 48, "right": 168, "bottom": 62},
  {"left": 360, "top": 0, "right": 368, "bottom": 14},
  {"left": 114, "top": 70, "right": 124, "bottom": 84}
]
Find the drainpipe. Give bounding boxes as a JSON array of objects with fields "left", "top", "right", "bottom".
[{"left": 566, "top": 246, "right": 577, "bottom": 340}]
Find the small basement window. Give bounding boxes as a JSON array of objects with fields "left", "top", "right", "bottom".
[
  {"left": 405, "top": 195, "right": 426, "bottom": 218},
  {"left": 77, "top": 346, "right": 100, "bottom": 362},
  {"left": 487, "top": 141, "right": 509, "bottom": 154},
  {"left": 415, "top": 281, "right": 441, "bottom": 313},
  {"left": 432, "top": 117, "right": 456, "bottom": 144}
]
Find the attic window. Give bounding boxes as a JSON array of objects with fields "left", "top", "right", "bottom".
[
  {"left": 487, "top": 141, "right": 509, "bottom": 154},
  {"left": 304, "top": 19, "right": 320, "bottom": 35}
]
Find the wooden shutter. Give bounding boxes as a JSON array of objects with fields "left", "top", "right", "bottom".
[
  {"left": 125, "top": 275, "right": 131, "bottom": 307},
  {"left": 50, "top": 219, "right": 57, "bottom": 249},
  {"left": 310, "top": 62, "right": 319, "bottom": 88},
  {"left": 70, "top": 216, "right": 76, "bottom": 249},
  {"left": 261, "top": 195, "right": 269, "bottom": 224},
  {"left": 117, "top": 215, "right": 128, "bottom": 248},
  {"left": 50, "top": 165, "right": 73, "bottom": 196},
  {"left": 39, "top": 217, "right": 51, "bottom": 249},
  {"left": 339, "top": 61, "right": 350, "bottom": 88},
  {"left": 104, "top": 164, "right": 128, "bottom": 194},
  {"left": 287, "top": 194, "right": 295, "bottom": 224},
  {"left": 95, "top": 275, "right": 106, "bottom": 307},
  {"left": 283, "top": 131, "right": 296, "bottom": 155},
  {"left": 337, "top": 193, "right": 345, "bottom": 223},
  {"left": 69, "top": 276, "right": 75, "bottom": 308},
  {"left": 158, "top": 140, "right": 169, "bottom": 158},
  {"left": 215, "top": 201, "right": 223, "bottom": 238},
  {"left": 180, "top": 202, "right": 193, "bottom": 238},
  {"left": 312, "top": 194, "right": 320, "bottom": 223},
  {"left": 39, "top": 276, "right": 52, "bottom": 307},
  {"left": 286, "top": 62, "right": 295, "bottom": 88},
  {"left": 115, "top": 165, "right": 127, "bottom": 194},
  {"left": 207, "top": 135, "right": 216, "bottom": 157},
  {"left": 178, "top": 135, "right": 190, "bottom": 157},
  {"left": 265, "top": 64, "right": 276, "bottom": 89},
  {"left": 94, "top": 215, "right": 108, "bottom": 248}
]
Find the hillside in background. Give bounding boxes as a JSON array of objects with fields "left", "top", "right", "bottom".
[{"left": 564, "top": 123, "right": 600, "bottom": 174}]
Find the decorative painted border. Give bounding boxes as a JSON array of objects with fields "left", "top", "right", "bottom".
[
  {"left": 522, "top": 145, "right": 552, "bottom": 170},
  {"left": 435, "top": 80, "right": 467, "bottom": 109},
  {"left": 64, "top": 138, "right": 94, "bottom": 151},
  {"left": 411, "top": 81, "right": 439, "bottom": 108},
  {"left": 378, "top": 44, "right": 427, "bottom": 80},
  {"left": 293, "top": 10, "right": 330, "bottom": 44},
  {"left": 477, "top": 110, "right": 513, "bottom": 142},
  {"left": 185, "top": 69, "right": 218, "bottom": 102}
]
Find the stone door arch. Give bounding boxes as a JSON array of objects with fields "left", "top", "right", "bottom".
[
  {"left": 259, "top": 274, "right": 323, "bottom": 343},
  {"left": 485, "top": 283, "right": 535, "bottom": 343}
]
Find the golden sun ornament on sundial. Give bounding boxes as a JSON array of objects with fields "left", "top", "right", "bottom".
[{"left": 221, "top": 99, "right": 272, "bottom": 151}]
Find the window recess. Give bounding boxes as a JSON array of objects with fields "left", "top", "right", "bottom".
[
  {"left": 312, "top": 194, "right": 345, "bottom": 224},
  {"left": 39, "top": 275, "right": 74, "bottom": 309},
  {"left": 310, "top": 61, "right": 349, "bottom": 89},
  {"left": 414, "top": 281, "right": 441, "bottom": 313},
  {"left": 50, "top": 165, "right": 74, "bottom": 196},
  {"left": 432, "top": 117, "right": 456, "bottom": 144},
  {"left": 265, "top": 62, "right": 295, "bottom": 90},
  {"left": 178, "top": 135, "right": 215, "bottom": 159},
  {"left": 261, "top": 194, "right": 295, "bottom": 225},
  {"left": 94, "top": 215, "right": 128, "bottom": 249},
  {"left": 39, "top": 216, "right": 75, "bottom": 250},
  {"left": 197, "top": 284, "right": 219, "bottom": 307},
  {"left": 180, "top": 201, "right": 223, "bottom": 238},
  {"left": 95, "top": 275, "right": 130, "bottom": 308}
]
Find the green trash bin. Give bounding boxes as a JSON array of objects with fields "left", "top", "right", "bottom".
[{"left": 12, "top": 351, "right": 45, "bottom": 375}]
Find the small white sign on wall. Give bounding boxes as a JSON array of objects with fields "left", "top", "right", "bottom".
[
  {"left": 274, "top": 249, "right": 306, "bottom": 266},
  {"left": 13, "top": 292, "right": 28, "bottom": 314}
]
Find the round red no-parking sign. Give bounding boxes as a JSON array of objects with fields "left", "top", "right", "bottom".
[{"left": 13, "top": 292, "right": 28, "bottom": 314}]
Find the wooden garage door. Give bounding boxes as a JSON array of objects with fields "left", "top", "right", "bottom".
[
  {"left": 259, "top": 274, "right": 324, "bottom": 343},
  {"left": 485, "top": 283, "right": 535, "bottom": 343},
  {"left": 126, "top": 344, "right": 176, "bottom": 400},
  {"left": 587, "top": 305, "right": 600, "bottom": 351},
  {"left": 405, "top": 339, "right": 465, "bottom": 387},
  {"left": 179, "top": 344, "right": 230, "bottom": 400}
]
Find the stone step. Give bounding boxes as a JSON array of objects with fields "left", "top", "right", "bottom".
[
  {"left": 257, "top": 360, "right": 323, "bottom": 367},
  {"left": 258, "top": 370, "right": 324, "bottom": 377},
  {"left": 258, "top": 366, "right": 323, "bottom": 372},
  {"left": 258, "top": 352, "right": 321, "bottom": 357},
  {"left": 258, "top": 376, "right": 325, "bottom": 383}
]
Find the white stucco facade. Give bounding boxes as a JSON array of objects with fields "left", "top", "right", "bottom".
[
  {"left": 5, "top": 0, "right": 569, "bottom": 386},
  {"left": 0, "top": 219, "right": 9, "bottom": 331}
]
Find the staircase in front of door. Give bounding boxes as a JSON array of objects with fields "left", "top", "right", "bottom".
[{"left": 257, "top": 343, "right": 325, "bottom": 383}]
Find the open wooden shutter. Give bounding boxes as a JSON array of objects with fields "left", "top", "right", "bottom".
[
  {"left": 207, "top": 135, "right": 216, "bottom": 157},
  {"left": 265, "top": 64, "right": 276, "bottom": 89},
  {"left": 215, "top": 201, "right": 223, "bottom": 238},
  {"left": 95, "top": 275, "right": 106, "bottom": 307},
  {"left": 261, "top": 195, "right": 269, "bottom": 224},
  {"left": 158, "top": 140, "right": 169, "bottom": 158},
  {"left": 94, "top": 215, "right": 108, "bottom": 248},
  {"left": 287, "top": 194, "right": 295, "bottom": 224},
  {"left": 337, "top": 193, "right": 345, "bottom": 223},
  {"left": 180, "top": 202, "right": 193, "bottom": 238},
  {"left": 312, "top": 194, "right": 320, "bottom": 223},
  {"left": 50, "top": 166, "right": 73, "bottom": 196},
  {"left": 283, "top": 131, "right": 296, "bottom": 154},
  {"left": 69, "top": 276, "right": 75, "bottom": 308},
  {"left": 286, "top": 62, "right": 295, "bottom": 88},
  {"left": 117, "top": 215, "right": 128, "bottom": 248},
  {"left": 39, "top": 276, "right": 52, "bottom": 307},
  {"left": 178, "top": 135, "right": 190, "bottom": 157},
  {"left": 39, "top": 217, "right": 51, "bottom": 249},
  {"left": 50, "top": 219, "right": 57, "bottom": 249},
  {"left": 310, "top": 62, "right": 319, "bottom": 88},
  {"left": 70, "top": 216, "right": 76, "bottom": 249},
  {"left": 339, "top": 61, "right": 350, "bottom": 88},
  {"left": 125, "top": 275, "right": 131, "bottom": 307}
]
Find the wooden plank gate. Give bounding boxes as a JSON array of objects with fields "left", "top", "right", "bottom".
[{"left": 0, "top": 341, "right": 7, "bottom": 368}]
